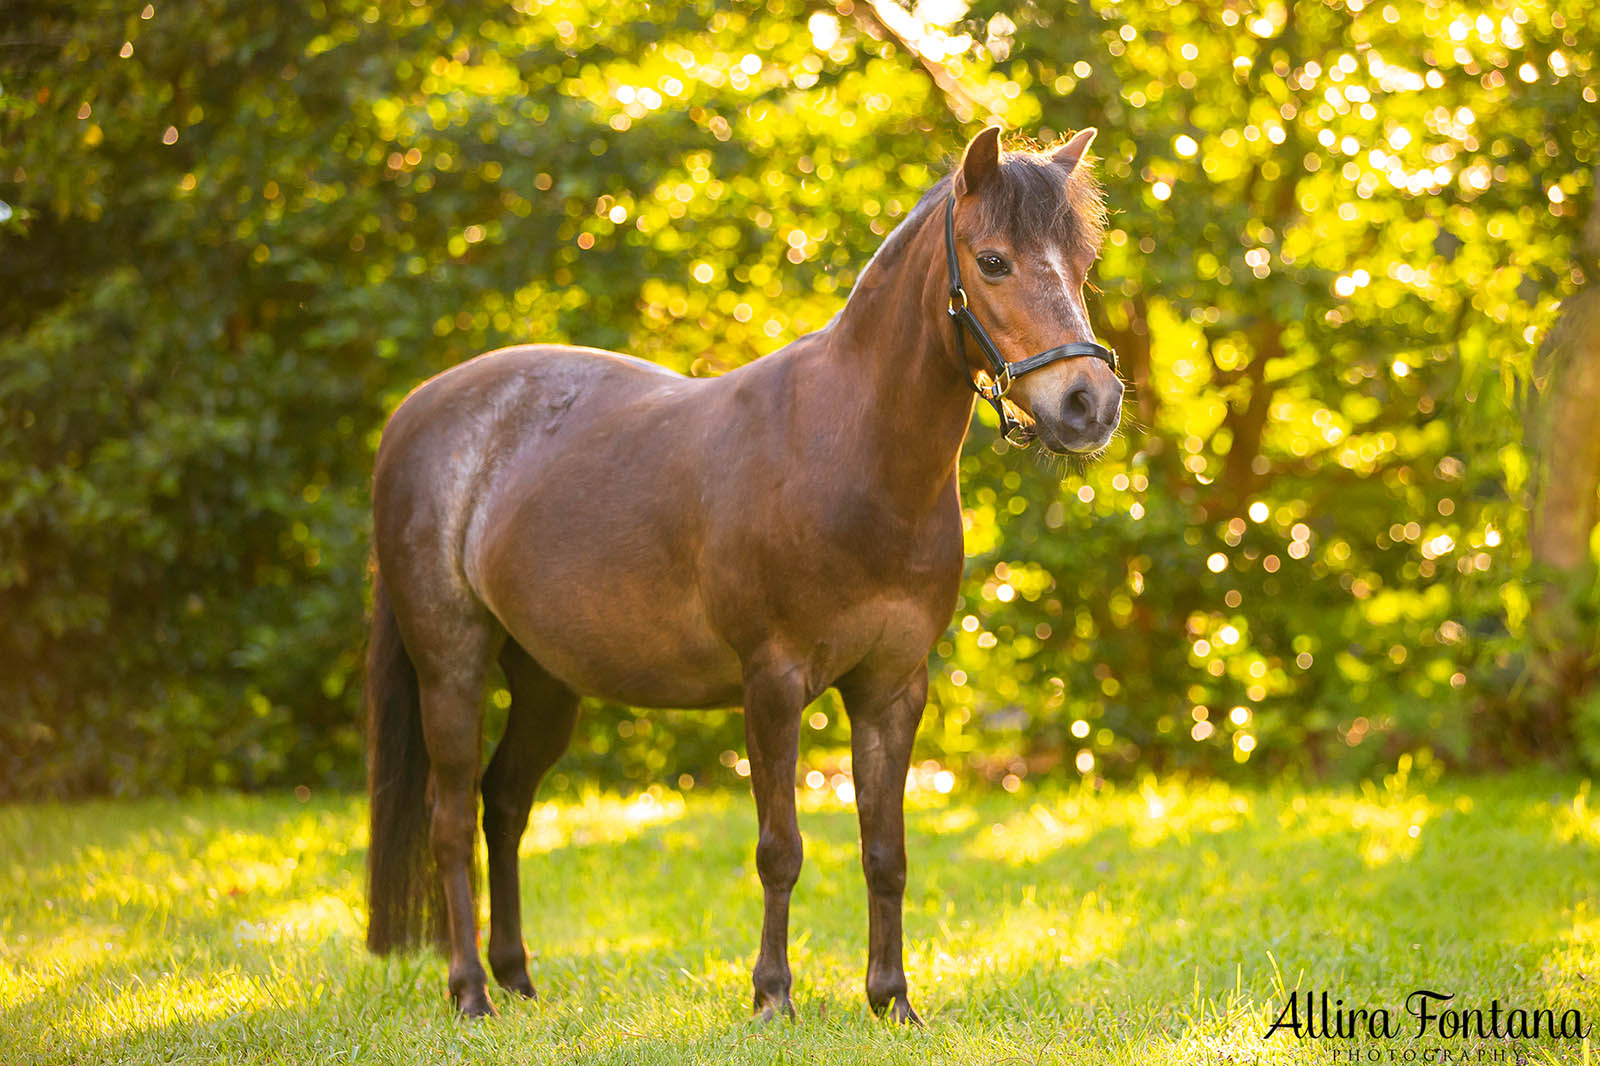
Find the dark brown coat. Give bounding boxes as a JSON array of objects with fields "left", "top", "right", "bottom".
[{"left": 364, "top": 126, "right": 1122, "bottom": 1021}]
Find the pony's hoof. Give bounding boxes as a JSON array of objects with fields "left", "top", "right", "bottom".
[
  {"left": 753, "top": 992, "right": 796, "bottom": 1022},
  {"left": 454, "top": 989, "right": 498, "bottom": 1019},
  {"left": 878, "top": 995, "right": 923, "bottom": 1027},
  {"left": 495, "top": 970, "right": 538, "bottom": 1000}
]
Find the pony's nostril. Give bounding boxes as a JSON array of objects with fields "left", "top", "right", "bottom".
[{"left": 1063, "top": 383, "right": 1095, "bottom": 426}]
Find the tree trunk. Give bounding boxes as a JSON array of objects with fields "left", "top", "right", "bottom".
[{"left": 1525, "top": 178, "right": 1600, "bottom": 755}]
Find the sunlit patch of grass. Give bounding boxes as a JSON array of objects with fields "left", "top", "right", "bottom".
[
  {"left": 522, "top": 785, "right": 691, "bottom": 854},
  {"left": 965, "top": 777, "right": 1254, "bottom": 864},
  {"left": 236, "top": 893, "right": 363, "bottom": 946},
  {"left": 968, "top": 799, "right": 1096, "bottom": 863},
  {"left": 89, "top": 971, "right": 268, "bottom": 1039},
  {"left": 1265, "top": 754, "right": 1443, "bottom": 867},
  {"left": 930, "top": 888, "right": 1131, "bottom": 979},
  {"left": 1, "top": 773, "right": 1596, "bottom": 1065},
  {"left": 1277, "top": 784, "right": 1439, "bottom": 868},
  {"left": 1554, "top": 779, "right": 1600, "bottom": 846},
  {"left": 923, "top": 806, "right": 979, "bottom": 835}
]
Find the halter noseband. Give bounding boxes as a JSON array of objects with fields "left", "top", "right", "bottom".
[{"left": 943, "top": 194, "right": 1118, "bottom": 446}]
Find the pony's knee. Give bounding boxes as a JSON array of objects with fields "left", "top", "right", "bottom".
[{"left": 755, "top": 830, "right": 803, "bottom": 891}]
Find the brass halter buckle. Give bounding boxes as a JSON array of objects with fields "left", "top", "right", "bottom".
[{"left": 973, "top": 362, "right": 1012, "bottom": 402}]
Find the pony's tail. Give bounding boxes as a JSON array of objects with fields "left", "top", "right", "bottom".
[{"left": 364, "top": 569, "right": 442, "bottom": 954}]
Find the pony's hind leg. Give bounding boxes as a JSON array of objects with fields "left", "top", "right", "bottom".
[
  {"left": 481, "top": 642, "right": 581, "bottom": 998},
  {"left": 410, "top": 615, "right": 501, "bottom": 1018}
]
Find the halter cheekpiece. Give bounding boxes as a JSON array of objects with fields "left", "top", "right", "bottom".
[{"left": 943, "top": 193, "right": 1118, "bottom": 446}]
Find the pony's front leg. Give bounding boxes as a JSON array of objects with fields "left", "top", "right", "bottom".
[
  {"left": 840, "top": 665, "right": 928, "bottom": 1025},
  {"left": 741, "top": 658, "right": 809, "bottom": 1020}
]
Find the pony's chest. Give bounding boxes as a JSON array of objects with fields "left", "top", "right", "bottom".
[{"left": 725, "top": 507, "right": 963, "bottom": 668}]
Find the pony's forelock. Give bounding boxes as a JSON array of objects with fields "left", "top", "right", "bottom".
[
  {"left": 961, "top": 143, "right": 1108, "bottom": 261},
  {"left": 854, "top": 135, "right": 1108, "bottom": 284}
]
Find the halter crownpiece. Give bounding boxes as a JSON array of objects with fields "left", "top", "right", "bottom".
[{"left": 943, "top": 193, "right": 1118, "bottom": 446}]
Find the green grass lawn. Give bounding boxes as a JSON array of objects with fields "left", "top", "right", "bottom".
[{"left": 2, "top": 769, "right": 1597, "bottom": 1064}]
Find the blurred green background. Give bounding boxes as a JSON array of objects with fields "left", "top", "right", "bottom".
[{"left": 2, "top": 0, "right": 1595, "bottom": 799}]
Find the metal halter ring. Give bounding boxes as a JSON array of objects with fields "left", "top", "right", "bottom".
[
  {"left": 975, "top": 365, "right": 1012, "bottom": 400},
  {"left": 1002, "top": 420, "right": 1036, "bottom": 448}
]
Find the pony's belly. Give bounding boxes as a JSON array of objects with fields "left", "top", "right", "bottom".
[
  {"left": 490, "top": 585, "right": 746, "bottom": 709},
  {"left": 533, "top": 637, "right": 745, "bottom": 709}
]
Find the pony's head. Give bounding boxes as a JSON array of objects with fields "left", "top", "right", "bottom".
[{"left": 947, "top": 126, "right": 1123, "bottom": 455}]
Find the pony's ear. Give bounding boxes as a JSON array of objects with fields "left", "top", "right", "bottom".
[
  {"left": 956, "top": 125, "right": 1002, "bottom": 198},
  {"left": 1053, "top": 127, "right": 1098, "bottom": 175}
]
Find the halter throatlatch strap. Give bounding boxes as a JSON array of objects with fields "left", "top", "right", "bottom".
[{"left": 943, "top": 194, "right": 1118, "bottom": 446}]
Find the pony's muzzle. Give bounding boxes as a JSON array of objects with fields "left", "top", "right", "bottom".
[{"left": 1039, "top": 372, "right": 1123, "bottom": 454}]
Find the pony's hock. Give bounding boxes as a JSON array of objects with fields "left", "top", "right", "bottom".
[{"left": 364, "top": 125, "right": 1122, "bottom": 1020}]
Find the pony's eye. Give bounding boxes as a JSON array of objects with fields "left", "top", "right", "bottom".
[{"left": 976, "top": 252, "right": 1010, "bottom": 278}]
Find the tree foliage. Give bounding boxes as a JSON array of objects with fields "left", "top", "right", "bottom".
[{"left": 1, "top": 0, "right": 1593, "bottom": 797}]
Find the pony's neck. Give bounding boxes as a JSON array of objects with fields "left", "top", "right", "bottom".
[{"left": 821, "top": 191, "right": 976, "bottom": 512}]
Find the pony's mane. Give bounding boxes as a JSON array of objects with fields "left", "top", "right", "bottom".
[{"left": 857, "top": 142, "right": 1108, "bottom": 284}]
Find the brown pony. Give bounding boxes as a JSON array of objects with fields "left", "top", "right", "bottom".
[{"left": 364, "top": 126, "right": 1122, "bottom": 1021}]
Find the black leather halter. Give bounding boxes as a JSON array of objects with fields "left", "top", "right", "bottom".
[{"left": 944, "top": 194, "right": 1118, "bottom": 446}]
